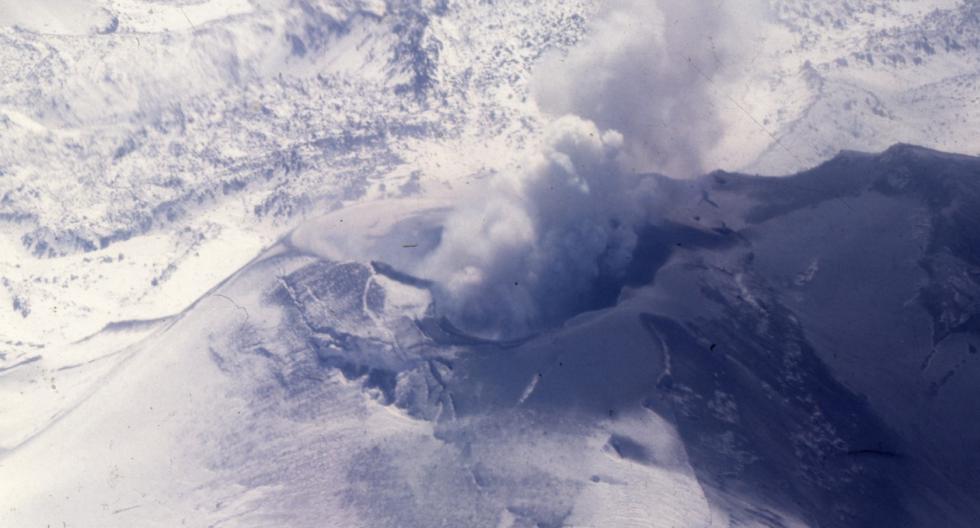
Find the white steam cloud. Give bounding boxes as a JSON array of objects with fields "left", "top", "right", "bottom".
[
  {"left": 422, "top": 0, "right": 728, "bottom": 336},
  {"left": 533, "top": 0, "right": 725, "bottom": 178},
  {"left": 420, "top": 116, "right": 646, "bottom": 336}
]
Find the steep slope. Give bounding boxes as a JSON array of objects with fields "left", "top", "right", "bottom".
[{"left": 649, "top": 144, "right": 980, "bottom": 522}]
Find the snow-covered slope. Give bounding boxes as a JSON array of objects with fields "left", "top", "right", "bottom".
[
  {"left": 0, "top": 0, "right": 596, "bottom": 345},
  {"left": 642, "top": 144, "right": 980, "bottom": 525},
  {"left": 731, "top": 0, "right": 980, "bottom": 174},
  {"left": 3, "top": 144, "right": 979, "bottom": 527}
]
